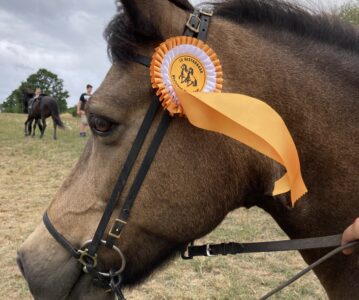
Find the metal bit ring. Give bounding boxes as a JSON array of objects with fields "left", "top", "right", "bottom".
[{"left": 80, "top": 240, "right": 126, "bottom": 277}]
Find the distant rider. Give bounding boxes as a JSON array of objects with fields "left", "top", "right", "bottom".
[{"left": 28, "top": 87, "right": 42, "bottom": 115}]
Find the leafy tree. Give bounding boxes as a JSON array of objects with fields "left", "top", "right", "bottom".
[
  {"left": 1, "top": 68, "right": 69, "bottom": 113},
  {"left": 1, "top": 89, "right": 23, "bottom": 113},
  {"left": 67, "top": 105, "right": 78, "bottom": 117},
  {"left": 338, "top": 1, "right": 359, "bottom": 24}
]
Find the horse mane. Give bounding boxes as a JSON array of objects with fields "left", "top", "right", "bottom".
[
  {"left": 215, "top": 0, "right": 359, "bottom": 53},
  {"left": 105, "top": 0, "right": 359, "bottom": 63},
  {"left": 168, "top": 0, "right": 192, "bottom": 11}
]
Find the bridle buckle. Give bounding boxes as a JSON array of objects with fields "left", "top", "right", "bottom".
[
  {"left": 206, "top": 244, "right": 213, "bottom": 257},
  {"left": 181, "top": 242, "right": 194, "bottom": 260},
  {"left": 199, "top": 8, "right": 213, "bottom": 17},
  {"left": 77, "top": 249, "right": 98, "bottom": 271},
  {"left": 108, "top": 218, "right": 127, "bottom": 239},
  {"left": 186, "top": 14, "right": 201, "bottom": 33}
]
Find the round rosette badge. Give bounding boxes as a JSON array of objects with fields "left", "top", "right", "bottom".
[{"left": 150, "top": 36, "right": 223, "bottom": 115}]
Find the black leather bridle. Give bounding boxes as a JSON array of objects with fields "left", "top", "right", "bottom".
[
  {"left": 43, "top": 8, "right": 213, "bottom": 300},
  {"left": 43, "top": 8, "right": 358, "bottom": 300}
]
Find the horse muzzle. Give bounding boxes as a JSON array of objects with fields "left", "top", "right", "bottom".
[{"left": 17, "top": 223, "right": 82, "bottom": 300}]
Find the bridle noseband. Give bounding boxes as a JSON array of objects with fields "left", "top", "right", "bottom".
[{"left": 43, "top": 8, "right": 358, "bottom": 300}]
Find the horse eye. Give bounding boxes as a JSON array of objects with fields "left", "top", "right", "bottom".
[{"left": 89, "top": 115, "right": 115, "bottom": 135}]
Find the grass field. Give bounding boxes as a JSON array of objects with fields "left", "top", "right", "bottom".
[{"left": 0, "top": 113, "right": 327, "bottom": 299}]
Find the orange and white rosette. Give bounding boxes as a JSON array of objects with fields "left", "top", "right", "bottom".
[
  {"left": 150, "top": 36, "right": 223, "bottom": 115},
  {"left": 150, "top": 36, "right": 307, "bottom": 205}
]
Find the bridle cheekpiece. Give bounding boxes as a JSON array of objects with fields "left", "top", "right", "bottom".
[{"left": 43, "top": 8, "right": 213, "bottom": 300}]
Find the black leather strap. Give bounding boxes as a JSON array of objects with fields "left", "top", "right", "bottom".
[
  {"left": 183, "top": 9, "right": 213, "bottom": 41},
  {"left": 103, "top": 9, "right": 210, "bottom": 250},
  {"left": 106, "top": 112, "right": 172, "bottom": 248},
  {"left": 43, "top": 212, "right": 80, "bottom": 259},
  {"left": 87, "top": 96, "right": 160, "bottom": 257},
  {"left": 197, "top": 10, "right": 213, "bottom": 41},
  {"left": 109, "top": 271, "right": 125, "bottom": 300},
  {"left": 259, "top": 240, "right": 359, "bottom": 299},
  {"left": 42, "top": 6, "right": 212, "bottom": 276},
  {"left": 183, "top": 12, "right": 201, "bottom": 37},
  {"left": 187, "top": 234, "right": 342, "bottom": 257},
  {"left": 185, "top": 235, "right": 359, "bottom": 299},
  {"left": 133, "top": 54, "right": 151, "bottom": 67}
]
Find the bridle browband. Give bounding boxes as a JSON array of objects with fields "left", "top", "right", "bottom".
[{"left": 43, "top": 8, "right": 358, "bottom": 300}]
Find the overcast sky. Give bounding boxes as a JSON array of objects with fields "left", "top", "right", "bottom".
[{"left": 0, "top": 0, "right": 351, "bottom": 107}]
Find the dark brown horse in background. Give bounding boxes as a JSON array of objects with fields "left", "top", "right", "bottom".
[
  {"left": 23, "top": 92, "right": 64, "bottom": 139},
  {"left": 17, "top": 0, "right": 358, "bottom": 299}
]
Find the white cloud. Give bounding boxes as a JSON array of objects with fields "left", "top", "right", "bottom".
[
  {"left": 0, "top": 40, "right": 77, "bottom": 68},
  {"left": 0, "top": 3, "right": 113, "bottom": 106},
  {"left": 69, "top": 11, "right": 92, "bottom": 33}
]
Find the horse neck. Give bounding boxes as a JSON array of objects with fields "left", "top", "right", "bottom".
[{"left": 209, "top": 18, "right": 359, "bottom": 237}]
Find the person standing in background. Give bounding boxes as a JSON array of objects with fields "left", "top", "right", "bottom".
[{"left": 77, "top": 84, "right": 93, "bottom": 137}]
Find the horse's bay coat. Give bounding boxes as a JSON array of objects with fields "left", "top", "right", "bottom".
[{"left": 17, "top": 0, "right": 359, "bottom": 299}]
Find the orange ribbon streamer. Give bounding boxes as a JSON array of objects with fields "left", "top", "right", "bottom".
[{"left": 176, "top": 89, "right": 307, "bottom": 205}]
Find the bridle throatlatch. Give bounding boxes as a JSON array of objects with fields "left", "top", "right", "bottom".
[{"left": 43, "top": 7, "right": 359, "bottom": 300}]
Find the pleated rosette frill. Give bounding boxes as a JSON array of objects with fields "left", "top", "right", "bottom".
[{"left": 150, "top": 36, "right": 223, "bottom": 115}]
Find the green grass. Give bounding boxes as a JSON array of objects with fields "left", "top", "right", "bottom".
[{"left": 0, "top": 113, "right": 327, "bottom": 299}]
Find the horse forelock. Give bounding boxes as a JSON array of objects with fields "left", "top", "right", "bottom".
[{"left": 104, "top": 5, "right": 162, "bottom": 64}]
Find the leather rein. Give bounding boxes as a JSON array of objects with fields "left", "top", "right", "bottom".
[{"left": 43, "top": 8, "right": 359, "bottom": 300}]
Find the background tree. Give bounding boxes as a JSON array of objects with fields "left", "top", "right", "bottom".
[
  {"left": 1, "top": 89, "right": 23, "bottom": 113},
  {"left": 338, "top": 0, "right": 359, "bottom": 24},
  {"left": 67, "top": 105, "right": 78, "bottom": 117},
  {"left": 1, "top": 68, "right": 69, "bottom": 113}
]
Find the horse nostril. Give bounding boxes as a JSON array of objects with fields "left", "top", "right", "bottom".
[{"left": 16, "top": 252, "right": 25, "bottom": 277}]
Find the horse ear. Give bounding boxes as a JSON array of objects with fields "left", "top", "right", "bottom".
[{"left": 119, "top": 0, "right": 193, "bottom": 38}]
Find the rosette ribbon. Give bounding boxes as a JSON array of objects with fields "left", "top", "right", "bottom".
[{"left": 150, "top": 36, "right": 307, "bottom": 205}]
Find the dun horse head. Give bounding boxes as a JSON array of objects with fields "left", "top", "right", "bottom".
[{"left": 17, "top": 0, "right": 358, "bottom": 299}]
